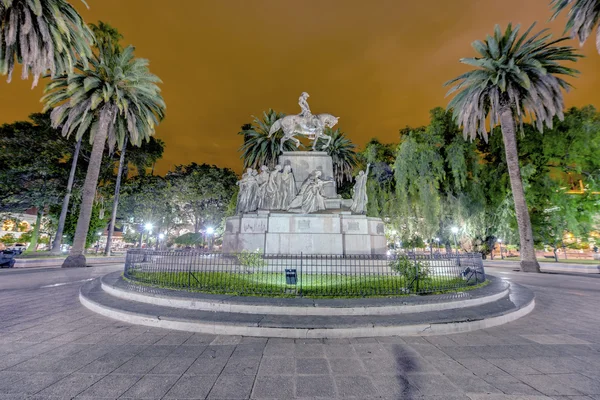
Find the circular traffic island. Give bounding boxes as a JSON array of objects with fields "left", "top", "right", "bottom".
[{"left": 80, "top": 250, "right": 535, "bottom": 338}]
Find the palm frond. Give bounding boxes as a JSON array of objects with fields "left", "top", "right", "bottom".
[
  {"left": 445, "top": 23, "right": 581, "bottom": 141},
  {"left": 0, "top": 0, "right": 94, "bottom": 87}
]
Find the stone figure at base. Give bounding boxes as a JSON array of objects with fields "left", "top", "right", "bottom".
[
  {"left": 256, "top": 166, "right": 270, "bottom": 209},
  {"left": 279, "top": 165, "right": 296, "bottom": 209},
  {"left": 265, "top": 164, "right": 283, "bottom": 209},
  {"left": 287, "top": 170, "right": 333, "bottom": 214},
  {"left": 298, "top": 92, "right": 312, "bottom": 119},
  {"left": 236, "top": 168, "right": 259, "bottom": 214},
  {"left": 350, "top": 163, "right": 370, "bottom": 214}
]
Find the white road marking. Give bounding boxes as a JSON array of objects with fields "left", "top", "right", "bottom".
[{"left": 40, "top": 278, "right": 94, "bottom": 288}]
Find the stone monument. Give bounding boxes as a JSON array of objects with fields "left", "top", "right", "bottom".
[{"left": 223, "top": 93, "right": 387, "bottom": 255}]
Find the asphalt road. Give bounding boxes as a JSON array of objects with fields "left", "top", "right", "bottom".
[{"left": 0, "top": 264, "right": 599, "bottom": 399}]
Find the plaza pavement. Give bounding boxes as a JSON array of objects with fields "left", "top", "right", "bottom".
[{"left": 0, "top": 264, "right": 599, "bottom": 399}]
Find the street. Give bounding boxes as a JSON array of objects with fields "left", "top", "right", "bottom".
[{"left": 0, "top": 265, "right": 599, "bottom": 399}]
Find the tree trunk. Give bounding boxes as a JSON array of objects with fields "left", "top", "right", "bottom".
[
  {"left": 553, "top": 247, "right": 558, "bottom": 262},
  {"left": 51, "top": 138, "right": 82, "bottom": 255},
  {"left": 25, "top": 208, "right": 43, "bottom": 253},
  {"left": 104, "top": 139, "right": 127, "bottom": 256},
  {"left": 499, "top": 107, "right": 541, "bottom": 273},
  {"left": 62, "top": 116, "right": 110, "bottom": 268}
]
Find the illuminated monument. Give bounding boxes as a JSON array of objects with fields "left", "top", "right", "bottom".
[{"left": 223, "top": 93, "right": 386, "bottom": 255}]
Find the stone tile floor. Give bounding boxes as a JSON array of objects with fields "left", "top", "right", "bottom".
[{"left": 0, "top": 265, "right": 599, "bottom": 399}]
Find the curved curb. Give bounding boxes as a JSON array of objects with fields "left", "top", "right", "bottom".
[
  {"left": 79, "top": 284, "right": 535, "bottom": 338},
  {"left": 102, "top": 277, "right": 508, "bottom": 317}
]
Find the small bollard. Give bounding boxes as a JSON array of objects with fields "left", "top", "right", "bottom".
[{"left": 285, "top": 269, "right": 297, "bottom": 285}]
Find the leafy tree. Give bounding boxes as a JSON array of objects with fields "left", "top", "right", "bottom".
[
  {"left": 118, "top": 175, "right": 181, "bottom": 243},
  {"left": 42, "top": 44, "right": 166, "bottom": 268},
  {"left": 0, "top": 0, "right": 94, "bottom": 87},
  {"left": 63, "top": 201, "right": 107, "bottom": 248},
  {"left": 168, "top": 163, "right": 238, "bottom": 234},
  {"left": 173, "top": 232, "right": 204, "bottom": 247},
  {"left": 445, "top": 23, "right": 580, "bottom": 272},
  {"left": 238, "top": 110, "right": 297, "bottom": 169},
  {"left": 0, "top": 113, "right": 76, "bottom": 251},
  {"left": 551, "top": 0, "right": 600, "bottom": 54}
]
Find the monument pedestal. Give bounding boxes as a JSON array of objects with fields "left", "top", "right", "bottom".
[
  {"left": 223, "top": 212, "right": 387, "bottom": 255},
  {"left": 279, "top": 151, "right": 337, "bottom": 198}
]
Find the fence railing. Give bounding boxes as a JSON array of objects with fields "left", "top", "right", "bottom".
[{"left": 123, "top": 250, "right": 485, "bottom": 297}]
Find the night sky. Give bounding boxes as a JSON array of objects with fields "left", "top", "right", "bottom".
[{"left": 0, "top": 0, "right": 598, "bottom": 175}]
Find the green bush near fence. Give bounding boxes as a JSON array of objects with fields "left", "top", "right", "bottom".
[{"left": 126, "top": 269, "right": 484, "bottom": 298}]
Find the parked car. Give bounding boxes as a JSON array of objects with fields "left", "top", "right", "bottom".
[
  {"left": 9, "top": 243, "right": 27, "bottom": 254},
  {"left": 0, "top": 250, "right": 16, "bottom": 268}
]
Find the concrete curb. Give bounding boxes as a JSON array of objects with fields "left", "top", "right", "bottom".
[
  {"left": 484, "top": 260, "right": 600, "bottom": 274},
  {"left": 101, "top": 277, "right": 508, "bottom": 316},
  {"left": 79, "top": 281, "right": 535, "bottom": 338},
  {"left": 15, "top": 256, "right": 125, "bottom": 269}
]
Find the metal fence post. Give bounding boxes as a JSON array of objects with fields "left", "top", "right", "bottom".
[{"left": 299, "top": 252, "right": 303, "bottom": 297}]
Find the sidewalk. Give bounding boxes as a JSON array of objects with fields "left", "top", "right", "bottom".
[
  {"left": 484, "top": 259, "right": 600, "bottom": 274},
  {"left": 13, "top": 256, "right": 125, "bottom": 269}
]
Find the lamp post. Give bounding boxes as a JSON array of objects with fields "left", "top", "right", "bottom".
[
  {"left": 95, "top": 232, "right": 102, "bottom": 254},
  {"left": 451, "top": 227, "right": 459, "bottom": 254},
  {"left": 144, "top": 223, "right": 153, "bottom": 249},
  {"left": 435, "top": 237, "right": 440, "bottom": 252},
  {"left": 158, "top": 233, "right": 165, "bottom": 250},
  {"left": 206, "top": 227, "right": 214, "bottom": 251},
  {"left": 498, "top": 239, "right": 504, "bottom": 259}
]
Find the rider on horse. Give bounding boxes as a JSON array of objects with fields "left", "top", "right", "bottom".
[{"left": 299, "top": 92, "right": 316, "bottom": 132}]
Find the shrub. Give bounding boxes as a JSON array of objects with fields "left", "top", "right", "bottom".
[
  {"left": 389, "top": 255, "right": 430, "bottom": 284},
  {"left": 237, "top": 249, "right": 266, "bottom": 270}
]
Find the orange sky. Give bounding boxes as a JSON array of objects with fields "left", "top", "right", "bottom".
[{"left": 1, "top": 0, "right": 598, "bottom": 175}]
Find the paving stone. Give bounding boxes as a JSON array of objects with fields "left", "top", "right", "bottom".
[
  {"left": 164, "top": 374, "right": 218, "bottom": 399},
  {"left": 334, "top": 375, "right": 378, "bottom": 398},
  {"left": 328, "top": 357, "right": 367, "bottom": 375},
  {"left": 121, "top": 374, "right": 180, "bottom": 399},
  {"left": 520, "top": 374, "right": 587, "bottom": 396},
  {"left": 252, "top": 375, "right": 294, "bottom": 399},
  {"left": 33, "top": 372, "right": 106, "bottom": 398},
  {"left": 295, "top": 374, "right": 336, "bottom": 398},
  {"left": 148, "top": 356, "right": 196, "bottom": 375},
  {"left": 221, "top": 355, "right": 261, "bottom": 376},
  {"left": 296, "top": 357, "right": 329, "bottom": 374},
  {"left": 207, "top": 374, "right": 255, "bottom": 399},
  {"left": 406, "top": 373, "right": 461, "bottom": 396},
  {"left": 112, "top": 356, "right": 164, "bottom": 375},
  {"left": 0, "top": 372, "right": 68, "bottom": 395},
  {"left": 75, "top": 373, "right": 142, "bottom": 399},
  {"left": 257, "top": 357, "right": 296, "bottom": 376}
]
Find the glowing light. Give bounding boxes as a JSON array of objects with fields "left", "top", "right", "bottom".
[
  {"left": 451, "top": 227, "right": 459, "bottom": 234},
  {"left": 158, "top": 233, "right": 165, "bottom": 240},
  {"left": 144, "top": 223, "right": 153, "bottom": 231},
  {"left": 206, "top": 227, "right": 214, "bottom": 235}
]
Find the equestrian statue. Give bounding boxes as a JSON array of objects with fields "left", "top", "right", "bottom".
[{"left": 267, "top": 92, "right": 340, "bottom": 153}]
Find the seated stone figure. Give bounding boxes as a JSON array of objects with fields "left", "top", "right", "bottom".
[
  {"left": 286, "top": 170, "right": 332, "bottom": 214},
  {"left": 235, "top": 168, "right": 259, "bottom": 214}
]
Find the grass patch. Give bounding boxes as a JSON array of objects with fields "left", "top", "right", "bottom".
[
  {"left": 125, "top": 271, "right": 485, "bottom": 298},
  {"left": 494, "top": 257, "right": 599, "bottom": 265}
]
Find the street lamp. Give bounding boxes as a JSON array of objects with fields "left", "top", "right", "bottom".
[
  {"left": 95, "top": 232, "right": 102, "bottom": 254},
  {"left": 435, "top": 237, "right": 440, "bottom": 251},
  {"left": 206, "top": 227, "right": 214, "bottom": 251},
  {"left": 451, "top": 227, "right": 459, "bottom": 253},
  {"left": 498, "top": 239, "right": 504, "bottom": 259},
  {"left": 158, "top": 233, "right": 165, "bottom": 250}
]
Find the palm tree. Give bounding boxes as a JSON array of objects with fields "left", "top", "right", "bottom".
[
  {"left": 42, "top": 45, "right": 166, "bottom": 268},
  {"left": 238, "top": 109, "right": 297, "bottom": 170},
  {"left": 550, "top": 0, "right": 600, "bottom": 53},
  {"left": 318, "top": 128, "right": 358, "bottom": 185},
  {"left": 445, "top": 23, "right": 580, "bottom": 273},
  {"left": 51, "top": 21, "right": 123, "bottom": 256},
  {"left": 0, "top": 0, "right": 93, "bottom": 87}
]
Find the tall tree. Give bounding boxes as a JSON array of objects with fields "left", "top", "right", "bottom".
[
  {"left": 0, "top": 0, "right": 93, "bottom": 86},
  {"left": 445, "top": 23, "right": 580, "bottom": 272},
  {"left": 168, "top": 163, "right": 238, "bottom": 235},
  {"left": 0, "top": 113, "right": 74, "bottom": 251},
  {"left": 551, "top": 0, "right": 600, "bottom": 54},
  {"left": 238, "top": 109, "right": 297, "bottom": 170},
  {"left": 42, "top": 45, "right": 166, "bottom": 268}
]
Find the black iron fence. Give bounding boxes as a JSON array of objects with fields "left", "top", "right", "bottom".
[{"left": 123, "top": 250, "right": 485, "bottom": 297}]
